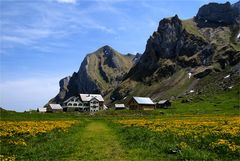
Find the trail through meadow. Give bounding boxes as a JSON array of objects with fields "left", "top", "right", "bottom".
[{"left": 68, "top": 121, "right": 128, "bottom": 161}]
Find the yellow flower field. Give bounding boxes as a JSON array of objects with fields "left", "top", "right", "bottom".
[
  {"left": 0, "top": 121, "right": 77, "bottom": 137},
  {"left": 0, "top": 120, "right": 78, "bottom": 152},
  {"left": 0, "top": 154, "right": 15, "bottom": 161},
  {"left": 115, "top": 115, "right": 240, "bottom": 154}
]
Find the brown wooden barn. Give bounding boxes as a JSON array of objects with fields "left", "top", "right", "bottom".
[{"left": 127, "top": 97, "right": 155, "bottom": 110}]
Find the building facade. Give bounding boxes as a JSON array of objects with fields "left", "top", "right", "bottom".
[{"left": 63, "top": 94, "right": 104, "bottom": 112}]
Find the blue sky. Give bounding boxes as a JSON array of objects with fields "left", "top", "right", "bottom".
[{"left": 0, "top": 0, "right": 238, "bottom": 111}]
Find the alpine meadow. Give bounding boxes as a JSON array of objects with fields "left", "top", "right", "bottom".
[{"left": 0, "top": 0, "right": 240, "bottom": 161}]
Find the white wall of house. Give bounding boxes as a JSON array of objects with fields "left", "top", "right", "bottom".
[
  {"left": 63, "top": 95, "right": 104, "bottom": 112},
  {"left": 89, "top": 98, "right": 99, "bottom": 112}
]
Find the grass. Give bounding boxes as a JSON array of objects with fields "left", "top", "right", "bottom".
[
  {"left": 110, "top": 122, "right": 221, "bottom": 161},
  {"left": 120, "top": 69, "right": 194, "bottom": 103},
  {"left": 0, "top": 120, "right": 86, "bottom": 161},
  {"left": 0, "top": 110, "right": 80, "bottom": 121},
  {"left": 182, "top": 19, "right": 204, "bottom": 39},
  {"left": 111, "top": 114, "right": 240, "bottom": 161},
  {"left": 68, "top": 121, "right": 129, "bottom": 161}
]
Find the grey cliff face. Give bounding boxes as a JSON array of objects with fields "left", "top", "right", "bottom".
[
  {"left": 147, "top": 15, "right": 183, "bottom": 59},
  {"left": 126, "top": 15, "right": 214, "bottom": 81},
  {"left": 58, "top": 76, "right": 71, "bottom": 99},
  {"left": 233, "top": 1, "right": 240, "bottom": 11},
  {"left": 195, "top": 2, "right": 239, "bottom": 27},
  {"left": 102, "top": 45, "right": 120, "bottom": 69}
]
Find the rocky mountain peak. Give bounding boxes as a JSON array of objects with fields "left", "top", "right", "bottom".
[
  {"left": 157, "top": 15, "right": 182, "bottom": 32},
  {"left": 102, "top": 45, "right": 114, "bottom": 56},
  {"left": 49, "top": 46, "right": 134, "bottom": 104},
  {"left": 233, "top": 1, "right": 240, "bottom": 10},
  {"left": 145, "top": 15, "right": 183, "bottom": 60},
  {"left": 195, "top": 1, "right": 239, "bottom": 27}
]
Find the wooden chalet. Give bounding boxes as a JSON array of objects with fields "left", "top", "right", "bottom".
[{"left": 128, "top": 97, "right": 155, "bottom": 110}]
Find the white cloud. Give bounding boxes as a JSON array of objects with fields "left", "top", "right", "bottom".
[
  {"left": 0, "top": 76, "right": 62, "bottom": 112},
  {"left": 1, "top": 35, "right": 33, "bottom": 45},
  {"left": 1, "top": 0, "right": 118, "bottom": 51},
  {"left": 55, "top": 0, "right": 77, "bottom": 4}
]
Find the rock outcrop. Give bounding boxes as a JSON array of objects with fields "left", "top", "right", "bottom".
[
  {"left": 126, "top": 15, "right": 215, "bottom": 81},
  {"left": 195, "top": 2, "right": 239, "bottom": 27}
]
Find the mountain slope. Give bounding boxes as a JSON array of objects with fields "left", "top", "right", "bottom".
[
  {"left": 109, "top": 1, "right": 240, "bottom": 103},
  {"left": 50, "top": 45, "right": 137, "bottom": 104}
]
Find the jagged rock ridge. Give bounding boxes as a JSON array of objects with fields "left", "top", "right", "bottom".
[
  {"left": 111, "top": 1, "right": 240, "bottom": 102},
  {"left": 125, "top": 1, "right": 240, "bottom": 82}
]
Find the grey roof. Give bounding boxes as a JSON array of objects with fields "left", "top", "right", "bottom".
[
  {"left": 158, "top": 100, "right": 168, "bottom": 104},
  {"left": 49, "top": 104, "right": 62, "bottom": 109},
  {"left": 133, "top": 97, "right": 155, "bottom": 105},
  {"left": 63, "top": 96, "right": 80, "bottom": 103},
  {"left": 115, "top": 104, "right": 125, "bottom": 108},
  {"left": 80, "top": 94, "right": 104, "bottom": 102}
]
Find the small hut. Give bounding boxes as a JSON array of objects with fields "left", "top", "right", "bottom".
[
  {"left": 47, "top": 104, "right": 63, "bottom": 113},
  {"left": 157, "top": 100, "right": 171, "bottom": 108},
  {"left": 114, "top": 104, "right": 126, "bottom": 110},
  {"left": 128, "top": 97, "right": 155, "bottom": 110}
]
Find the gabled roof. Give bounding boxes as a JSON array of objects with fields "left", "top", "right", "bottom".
[
  {"left": 158, "top": 100, "right": 169, "bottom": 104},
  {"left": 79, "top": 94, "right": 104, "bottom": 102},
  {"left": 49, "top": 104, "right": 62, "bottom": 109},
  {"left": 133, "top": 97, "right": 155, "bottom": 105},
  {"left": 115, "top": 104, "right": 125, "bottom": 108},
  {"left": 63, "top": 96, "right": 80, "bottom": 103}
]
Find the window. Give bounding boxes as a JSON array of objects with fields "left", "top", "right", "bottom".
[
  {"left": 73, "top": 103, "right": 78, "bottom": 106},
  {"left": 68, "top": 103, "right": 72, "bottom": 106},
  {"left": 91, "top": 101, "right": 98, "bottom": 104}
]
